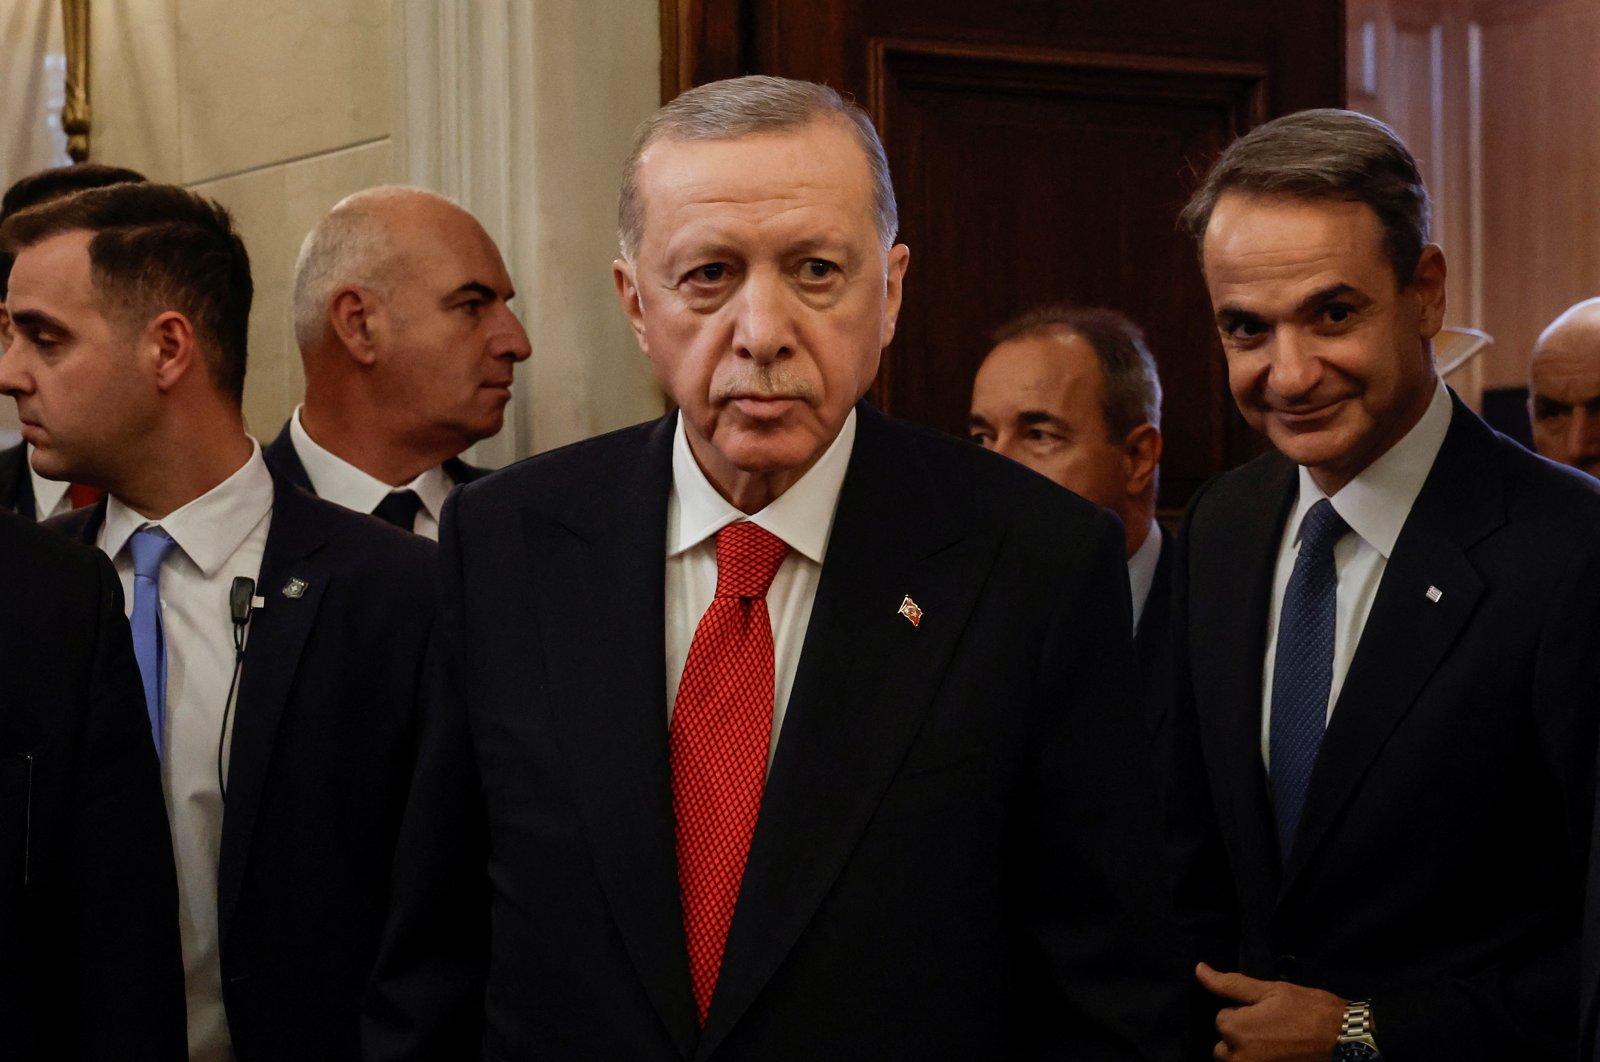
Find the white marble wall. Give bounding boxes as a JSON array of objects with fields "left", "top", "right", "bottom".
[{"left": 86, "top": 0, "right": 662, "bottom": 459}]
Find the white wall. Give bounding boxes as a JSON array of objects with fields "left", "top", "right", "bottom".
[{"left": 78, "top": 0, "right": 661, "bottom": 460}]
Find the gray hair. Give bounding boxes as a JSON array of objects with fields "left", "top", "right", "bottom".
[
  {"left": 617, "top": 75, "right": 898, "bottom": 259},
  {"left": 291, "top": 185, "right": 457, "bottom": 352},
  {"left": 989, "top": 303, "right": 1163, "bottom": 438},
  {"left": 1180, "top": 108, "right": 1431, "bottom": 287}
]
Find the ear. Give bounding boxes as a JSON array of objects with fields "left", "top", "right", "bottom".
[
  {"left": 146, "top": 311, "right": 200, "bottom": 393},
  {"left": 613, "top": 259, "right": 649, "bottom": 355},
  {"left": 1122, "top": 423, "right": 1163, "bottom": 497},
  {"left": 880, "top": 244, "right": 911, "bottom": 348},
  {"left": 328, "top": 287, "right": 380, "bottom": 366},
  {"left": 1410, "top": 244, "right": 1448, "bottom": 339}
]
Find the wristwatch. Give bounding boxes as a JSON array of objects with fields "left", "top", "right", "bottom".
[{"left": 1331, "top": 999, "right": 1381, "bottom": 1060}]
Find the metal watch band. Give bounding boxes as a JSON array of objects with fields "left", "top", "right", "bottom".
[{"left": 1339, "top": 999, "right": 1376, "bottom": 1042}]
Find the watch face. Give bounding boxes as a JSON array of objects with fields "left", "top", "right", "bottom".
[{"left": 1333, "top": 1044, "right": 1380, "bottom": 1061}]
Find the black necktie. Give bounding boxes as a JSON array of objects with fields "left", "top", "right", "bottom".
[
  {"left": 1269, "top": 498, "right": 1350, "bottom": 859},
  {"left": 372, "top": 489, "right": 423, "bottom": 532}
]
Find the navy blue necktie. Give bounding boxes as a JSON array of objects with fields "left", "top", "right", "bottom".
[{"left": 1269, "top": 498, "right": 1350, "bottom": 858}]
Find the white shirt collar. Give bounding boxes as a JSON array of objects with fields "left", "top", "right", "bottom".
[
  {"left": 26, "top": 444, "right": 70, "bottom": 515},
  {"left": 1288, "top": 378, "right": 1454, "bottom": 557},
  {"left": 1126, "top": 517, "right": 1163, "bottom": 631},
  {"left": 101, "top": 441, "right": 274, "bottom": 577},
  {"left": 289, "top": 405, "right": 454, "bottom": 525},
  {"left": 667, "top": 408, "right": 857, "bottom": 564}
]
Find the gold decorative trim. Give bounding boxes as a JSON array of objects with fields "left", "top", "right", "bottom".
[{"left": 61, "top": 0, "right": 90, "bottom": 161}]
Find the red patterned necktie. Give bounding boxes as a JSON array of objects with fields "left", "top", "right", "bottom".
[{"left": 671, "top": 521, "right": 789, "bottom": 1025}]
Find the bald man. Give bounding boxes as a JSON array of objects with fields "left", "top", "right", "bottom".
[
  {"left": 266, "top": 187, "right": 533, "bottom": 537},
  {"left": 1529, "top": 297, "right": 1600, "bottom": 478}
]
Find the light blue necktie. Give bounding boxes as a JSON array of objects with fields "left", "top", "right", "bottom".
[
  {"left": 130, "top": 527, "right": 177, "bottom": 759},
  {"left": 1269, "top": 499, "right": 1350, "bottom": 860}
]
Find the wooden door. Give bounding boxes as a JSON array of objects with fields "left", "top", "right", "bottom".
[{"left": 664, "top": 0, "right": 1345, "bottom": 510}]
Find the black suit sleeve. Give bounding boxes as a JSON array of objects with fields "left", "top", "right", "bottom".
[
  {"left": 65, "top": 551, "right": 188, "bottom": 1060},
  {"left": 363, "top": 490, "right": 489, "bottom": 1061},
  {"left": 1011, "top": 511, "right": 1191, "bottom": 1061}
]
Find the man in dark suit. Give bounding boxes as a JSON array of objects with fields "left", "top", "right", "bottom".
[
  {"left": 366, "top": 75, "right": 1188, "bottom": 1060},
  {"left": 1168, "top": 109, "right": 1600, "bottom": 1061},
  {"left": 968, "top": 303, "right": 1170, "bottom": 737},
  {"left": 264, "top": 186, "right": 532, "bottom": 538},
  {"left": 0, "top": 163, "right": 146, "bottom": 519},
  {"left": 0, "top": 182, "right": 437, "bottom": 1062},
  {"left": 0, "top": 508, "right": 186, "bottom": 1059}
]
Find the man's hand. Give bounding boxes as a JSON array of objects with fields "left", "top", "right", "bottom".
[{"left": 1195, "top": 962, "right": 1347, "bottom": 1062}]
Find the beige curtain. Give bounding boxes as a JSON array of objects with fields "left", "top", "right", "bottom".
[{"left": 1, "top": 0, "right": 71, "bottom": 192}]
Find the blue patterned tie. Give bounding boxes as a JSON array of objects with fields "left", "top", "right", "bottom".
[
  {"left": 1269, "top": 499, "right": 1350, "bottom": 859},
  {"left": 130, "top": 527, "right": 178, "bottom": 759}
]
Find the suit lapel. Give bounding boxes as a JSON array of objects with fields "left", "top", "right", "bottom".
[
  {"left": 216, "top": 481, "right": 330, "bottom": 943},
  {"left": 1192, "top": 459, "right": 1297, "bottom": 882},
  {"left": 261, "top": 423, "right": 314, "bottom": 493},
  {"left": 1283, "top": 402, "right": 1499, "bottom": 891},
  {"left": 695, "top": 407, "right": 990, "bottom": 1058},
  {"left": 529, "top": 415, "right": 698, "bottom": 1057}
]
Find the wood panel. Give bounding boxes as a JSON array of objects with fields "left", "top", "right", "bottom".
[
  {"left": 663, "top": 0, "right": 1346, "bottom": 508},
  {"left": 1478, "top": 0, "right": 1600, "bottom": 388},
  {"left": 868, "top": 40, "right": 1266, "bottom": 506}
]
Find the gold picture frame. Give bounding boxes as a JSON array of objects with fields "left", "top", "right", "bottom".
[{"left": 61, "top": 0, "right": 90, "bottom": 161}]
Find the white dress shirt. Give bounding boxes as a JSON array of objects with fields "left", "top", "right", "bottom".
[
  {"left": 98, "top": 442, "right": 274, "bottom": 1062},
  {"left": 288, "top": 405, "right": 454, "bottom": 540},
  {"left": 1260, "top": 380, "right": 1453, "bottom": 766},
  {"left": 1127, "top": 517, "right": 1163, "bottom": 633},
  {"left": 27, "top": 444, "right": 72, "bottom": 519},
  {"left": 665, "top": 410, "right": 856, "bottom": 763}
]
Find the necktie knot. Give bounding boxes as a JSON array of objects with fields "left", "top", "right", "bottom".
[
  {"left": 1297, "top": 499, "right": 1349, "bottom": 561},
  {"left": 713, "top": 523, "right": 789, "bottom": 600},
  {"left": 130, "top": 526, "right": 177, "bottom": 580},
  {"left": 373, "top": 489, "right": 424, "bottom": 531}
]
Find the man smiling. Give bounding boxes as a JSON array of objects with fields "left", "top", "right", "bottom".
[
  {"left": 1168, "top": 109, "right": 1600, "bottom": 1061},
  {"left": 367, "top": 75, "right": 1187, "bottom": 1060}
]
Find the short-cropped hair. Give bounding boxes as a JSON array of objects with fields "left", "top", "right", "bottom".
[
  {"left": 618, "top": 75, "right": 898, "bottom": 259},
  {"left": 1180, "top": 108, "right": 1430, "bottom": 287},
  {"left": 0, "top": 183, "right": 252, "bottom": 405},
  {"left": 1, "top": 163, "right": 147, "bottom": 298},
  {"left": 990, "top": 303, "right": 1163, "bottom": 438}
]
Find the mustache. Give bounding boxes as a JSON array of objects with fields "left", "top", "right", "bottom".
[{"left": 713, "top": 367, "right": 818, "bottom": 404}]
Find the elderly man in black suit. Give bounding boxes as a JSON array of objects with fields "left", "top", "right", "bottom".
[
  {"left": 0, "top": 182, "right": 437, "bottom": 1062},
  {"left": 0, "top": 508, "right": 186, "bottom": 1060},
  {"left": 264, "top": 186, "right": 532, "bottom": 537},
  {"left": 1168, "top": 109, "right": 1600, "bottom": 1061},
  {"left": 366, "top": 75, "right": 1188, "bottom": 1060}
]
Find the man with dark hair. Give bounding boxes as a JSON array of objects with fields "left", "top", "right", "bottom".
[
  {"left": 367, "top": 74, "right": 1187, "bottom": 1060},
  {"left": 0, "top": 507, "right": 187, "bottom": 1060},
  {"left": 0, "top": 162, "right": 147, "bottom": 519},
  {"left": 969, "top": 304, "right": 1165, "bottom": 627},
  {"left": 268, "top": 186, "right": 532, "bottom": 538},
  {"left": 0, "top": 181, "right": 438, "bottom": 1062},
  {"left": 1170, "top": 108, "right": 1600, "bottom": 1061},
  {"left": 1528, "top": 297, "right": 1600, "bottom": 479}
]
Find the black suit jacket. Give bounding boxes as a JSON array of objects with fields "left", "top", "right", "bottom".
[
  {"left": 367, "top": 403, "right": 1190, "bottom": 1061},
  {"left": 0, "top": 442, "right": 36, "bottom": 519},
  {"left": 0, "top": 508, "right": 186, "bottom": 1059},
  {"left": 263, "top": 422, "right": 488, "bottom": 501},
  {"left": 50, "top": 477, "right": 437, "bottom": 1062},
  {"left": 1134, "top": 523, "right": 1173, "bottom": 748},
  {"left": 1169, "top": 394, "right": 1600, "bottom": 1061}
]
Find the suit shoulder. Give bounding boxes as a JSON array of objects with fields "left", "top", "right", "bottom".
[
  {"left": 451, "top": 417, "right": 665, "bottom": 517},
  {"left": 277, "top": 488, "right": 437, "bottom": 572},
  {"left": 1483, "top": 429, "right": 1600, "bottom": 539},
  {"left": 0, "top": 508, "right": 110, "bottom": 615}
]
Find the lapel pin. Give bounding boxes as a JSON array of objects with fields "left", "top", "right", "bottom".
[
  {"left": 897, "top": 595, "right": 923, "bottom": 628},
  {"left": 1425, "top": 585, "right": 1443, "bottom": 604},
  {"left": 282, "top": 576, "right": 309, "bottom": 600}
]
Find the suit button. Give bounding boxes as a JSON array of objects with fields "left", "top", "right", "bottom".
[{"left": 1276, "top": 954, "right": 1300, "bottom": 980}]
